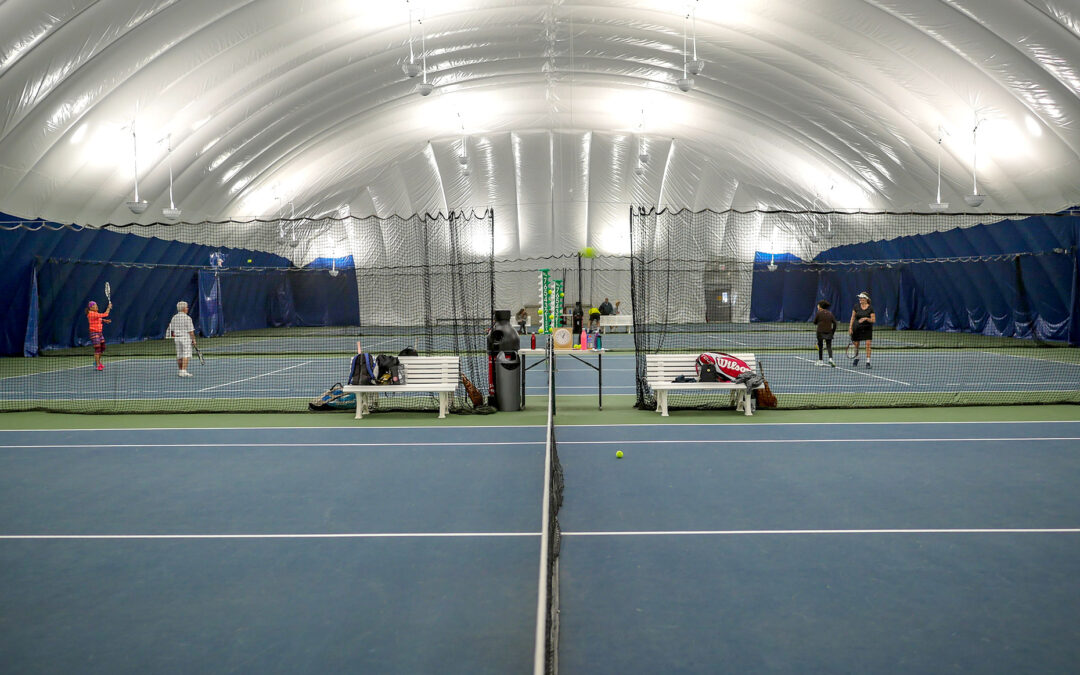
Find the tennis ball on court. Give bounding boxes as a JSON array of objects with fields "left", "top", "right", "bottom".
[{"left": 616, "top": 450, "right": 624, "bottom": 459}]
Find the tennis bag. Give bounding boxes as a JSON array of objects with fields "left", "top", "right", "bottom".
[
  {"left": 696, "top": 352, "right": 752, "bottom": 382},
  {"left": 349, "top": 352, "right": 377, "bottom": 386},
  {"left": 308, "top": 383, "right": 356, "bottom": 411},
  {"left": 376, "top": 354, "right": 404, "bottom": 385}
]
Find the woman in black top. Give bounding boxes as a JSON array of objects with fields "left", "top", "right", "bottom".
[
  {"left": 813, "top": 300, "right": 836, "bottom": 367},
  {"left": 849, "top": 292, "right": 875, "bottom": 368}
]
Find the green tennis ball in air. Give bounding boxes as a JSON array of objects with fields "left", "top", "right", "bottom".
[
  {"left": 247, "top": 258, "right": 253, "bottom": 263},
  {"left": 560, "top": 292, "right": 564, "bottom": 297},
  {"left": 616, "top": 450, "right": 624, "bottom": 459},
  {"left": 582, "top": 246, "right": 596, "bottom": 258}
]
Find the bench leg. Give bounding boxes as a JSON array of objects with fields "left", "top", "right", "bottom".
[
  {"left": 743, "top": 388, "right": 753, "bottom": 416},
  {"left": 355, "top": 393, "right": 364, "bottom": 419},
  {"left": 658, "top": 390, "right": 669, "bottom": 417},
  {"left": 438, "top": 392, "right": 448, "bottom": 419}
]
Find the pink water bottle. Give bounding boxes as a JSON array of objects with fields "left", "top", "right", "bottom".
[{"left": 580, "top": 329, "right": 587, "bottom": 349}]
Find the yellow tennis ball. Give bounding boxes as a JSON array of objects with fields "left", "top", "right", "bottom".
[
  {"left": 616, "top": 450, "right": 624, "bottom": 458},
  {"left": 560, "top": 292, "right": 564, "bottom": 297},
  {"left": 582, "top": 246, "right": 596, "bottom": 258}
]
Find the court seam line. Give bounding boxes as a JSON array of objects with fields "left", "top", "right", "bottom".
[
  {"left": 4, "top": 437, "right": 1076, "bottom": 449},
  {"left": 1, "top": 421, "right": 1077, "bottom": 432},
  {"left": 0, "top": 532, "right": 540, "bottom": 540},
  {"left": 563, "top": 528, "right": 1080, "bottom": 536},
  {"left": 198, "top": 361, "right": 315, "bottom": 392}
]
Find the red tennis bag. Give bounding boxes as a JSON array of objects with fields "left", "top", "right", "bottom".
[{"left": 696, "top": 352, "right": 752, "bottom": 382}]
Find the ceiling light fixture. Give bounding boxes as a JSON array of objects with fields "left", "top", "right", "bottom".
[
  {"left": 417, "top": 16, "right": 434, "bottom": 96},
  {"left": 929, "top": 125, "right": 949, "bottom": 211},
  {"left": 162, "top": 133, "right": 182, "bottom": 221},
  {"left": 964, "top": 114, "right": 986, "bottom": 207},
  {"left": 676, "top": 12, "right": 694, "bottom": 92},
  {"left": 125, "top": 111, "right": 148, "bottom": 215},
  {"left": 402, "top": 1, "right": 421, "bottom": 78},
  {"left": 687, "top": 1, "right": 705, "bottom": 76}
]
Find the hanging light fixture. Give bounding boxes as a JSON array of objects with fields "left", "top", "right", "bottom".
[
  {"left": 416, "top": 16, "right": 434, "bottom": 96},
  {"left": 162, "top": 134, "right": 181, "bottom": 221},
  {"left": 329, "top": 257, "right": 340, "bottom": 277},
  {"left": 457, "top": 112, "right": 470, "bottom": 176},
  {"left": 687, "top": 1, "right": 705, "bottom": 76},
  {"left": 125, "top": 112, "right": 148, "bottom": 215},
  {"left": 676, "top": 12, "right": 694, "bottom": 92},
  {"left": 964, "top": 114, "right": 985, "bottom": 207},
  {"left": 929, "top": 125, "right": 949, "bottom": 211},
  {"left": 402, "top": 1, "right": 421, "bottom": 78},
  {"left": 634, "top": 109, "right": 648, "bottom": 176}
]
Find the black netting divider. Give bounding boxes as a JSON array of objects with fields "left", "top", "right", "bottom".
[
  {"left": 630, "top": 207, "right": 1080, "bottom": 411},
  {"left": 1, "top": 211, "right": 495, "bottom": 414}
]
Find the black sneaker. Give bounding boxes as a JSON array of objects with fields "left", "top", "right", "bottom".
[
  {"left": 852, "top": 357, "right": 859, "bottom": 367},
  {"left": 866, "top": 362, "right": 872, "bottom": 369}
]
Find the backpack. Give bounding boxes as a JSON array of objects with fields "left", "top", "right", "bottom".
[
  {"left": 308, "top": 383, "right": 357, "bottom": 411},
  {"left": 696, "top": 352, "right": 752, "bottom": 382},
  {"left": 376, "top": 354, "right": 404, "bottom": 385},
  {"left": 349, "top": 353, "right": 377, "bottom": 385}
]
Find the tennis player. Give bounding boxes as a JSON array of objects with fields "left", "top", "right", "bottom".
[
  {"left": 849, "top": 292, "right": 875, "bottom": 368},
  {"left": 813, "top": 300, "right": 836, "bottom": 367},
  {"left": 86, "top": 300, "right": 112, "bottom": 371},
  {"left": 167, "top": 301, "right": 197, "bottom": 377}
]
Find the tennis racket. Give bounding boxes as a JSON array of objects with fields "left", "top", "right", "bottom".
[
  {"left": 193, "top": 343, "right": 205, "bottom": 366},
  {"left": 104, "top": 281, "right": 112, "bottom": 304},
  {"left": 845, "top": 338, "right": 858, "bottom": 359}
]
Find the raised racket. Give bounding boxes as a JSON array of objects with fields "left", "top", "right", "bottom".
[
  {"left": 104, "top": 281, "right": 112, "bottom": 304},
  {"left": 845, "top": 338, "right": 858, "bottom": 359}
]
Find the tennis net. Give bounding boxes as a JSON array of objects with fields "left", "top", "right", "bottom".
[
  {"left": 534, "top": 338, "right": 564, "bottom": 674},
  {"left": 630, "top": 208, "right": 1080, "bottom": 411},
  {"left": 1, "top": 212, "right": 495, "bottom": 414}
]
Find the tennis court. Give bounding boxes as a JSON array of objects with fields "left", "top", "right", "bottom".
[{"left": 3, "top": 420, "right": 1078, "bottom": 673}]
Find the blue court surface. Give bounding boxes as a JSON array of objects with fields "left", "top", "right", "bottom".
[{"left": 2, "top": 421, "right": 1078, "bottom": 673}]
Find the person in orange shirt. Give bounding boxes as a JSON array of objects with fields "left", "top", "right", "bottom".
[{"left": 86, "top": 300, "right": 112, "bottom": 371}]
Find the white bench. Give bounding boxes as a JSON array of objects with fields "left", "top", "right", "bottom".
[
  {"left": 343, "top": 356, "right": 460, "bottom": 419},
  {"left": 598, "top": 315, "right": 632, "bottom": 333},
  {"left": 645, "top": 353, "right": 763, "bottom": 417}
]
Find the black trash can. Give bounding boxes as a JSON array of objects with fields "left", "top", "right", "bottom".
[
  {"left": 493, "top": 351, "right": 522, "bottom": 411},
  {"left": 487, "top": 310, "right": 522, "bottom": 410}
]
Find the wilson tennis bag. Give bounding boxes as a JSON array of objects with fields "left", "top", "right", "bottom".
[
  {"left": 696, "top": 352, "right": 752, "bottom": 383},
  {"left": 308, "top": 383, "right": 356, "bottom": 411},
  {"left": 349, "top": 353, "right": 377, "bottom": 385}
]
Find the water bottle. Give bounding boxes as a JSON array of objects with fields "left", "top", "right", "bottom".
[
  {"left": 595, "top": 333, "right": 602, "bottom": 350},
  {"left": 580, "top": 329, "right": 587, "bottom": 349},
  {"left": 531, "top": 333, "right": 536, "bottom": 349}
]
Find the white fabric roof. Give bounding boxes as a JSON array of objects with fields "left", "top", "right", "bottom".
[{"left": 1, "top": 0, "right": 1079, "bottom": 258}]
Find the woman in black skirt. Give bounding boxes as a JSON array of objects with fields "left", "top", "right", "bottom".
[{"left": 849, "top": 292, "right": 875, "bottom": 369}]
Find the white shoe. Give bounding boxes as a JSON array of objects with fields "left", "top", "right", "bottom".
[
  {"left": 828, "top": 359, "right": 836, "bottom": 367},
  {"left": 814, "top": 360, "right": 825, "bottom": 367},
  {"left": 180, "top": 370, "right": 193, "bottom": 377},
  {"left": 177, "top": 371, "right": 185, "bottom": 377}
]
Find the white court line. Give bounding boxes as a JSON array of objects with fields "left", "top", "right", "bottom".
[
  {"left": 198, "top": 361, "right": 313, "bottom": 392},
  {"left": 558, "top": 437, "right": 1080, "bottom": 445},
  {"left": 793, "top": 355, "right": 911, "bottom": 386},
  {"left": 0, "top": 532, "right": 539, "bottom": 540},
  {"left": 1, "top": 421, "right": 1077, "bottom": 433},
  {"left": 4, "top": 437, "right": 1076, "bottom": 449},
  {"left": 0, "top": 358, "right": 137, "bottom": 382},
  {"left": 563, "top": 528, "right": 1080, "bottom": 536},
  {"left": 1, "top": 441, "right": 545, "bottom": 448}
]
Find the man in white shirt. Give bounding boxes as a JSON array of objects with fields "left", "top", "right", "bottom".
[{"left": 167, "top": 301, "right": 197, "bottom": 377}]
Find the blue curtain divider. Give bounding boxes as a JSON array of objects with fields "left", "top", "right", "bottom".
[{"left": 752, "top": 214, "right": 1080, "bottom": 344}]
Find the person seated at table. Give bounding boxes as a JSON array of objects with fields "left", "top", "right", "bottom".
[{"left": 599, "top": 298, "right": 614, "bottom": 316}]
